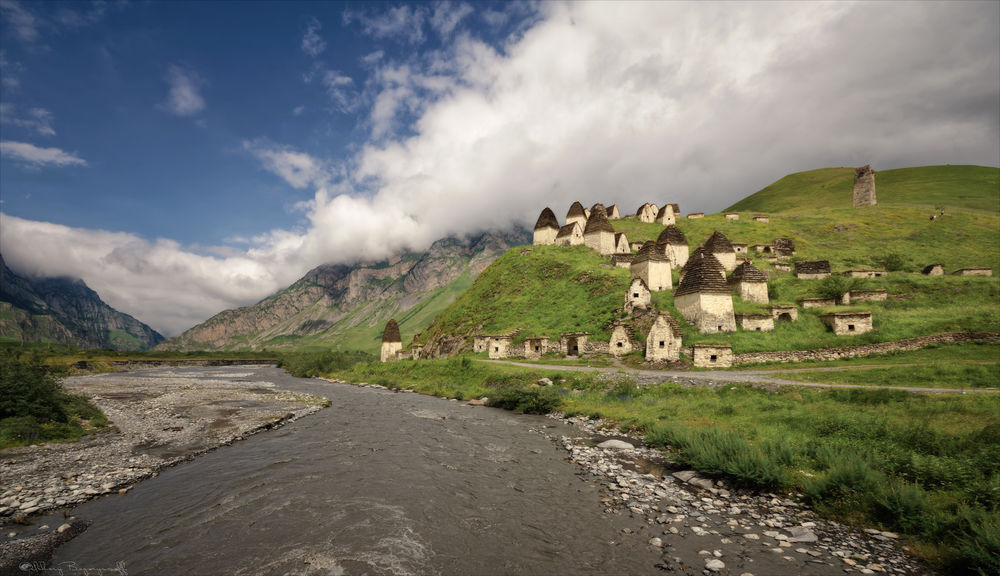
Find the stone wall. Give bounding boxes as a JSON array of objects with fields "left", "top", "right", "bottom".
[
  {"left": 533, "top": 227, "right": 558, "bottom": 245},
  {"left": 737, "top": 314, "right": 774, "bottom": 332},
  {"left": 585, "top": 230, "right": 616, "bottom": 255},
  {"left": 691, "top": 345, "right": 734, "bottom": 368},
  {"left": 675, "top": 292, "right": 736, "bottom": 333},
  {"left": 380, "top": 341, "right": 402, "bottom": 362},
  {"left": 734, "top": 332, "right": 997, "bottom": 366},
  {"left": 632, "top": 260, "right": 672, "bottom": 292},
  {"left": 821, "top": 312, "right": 873, "bottom": 335},
  {"left": 736, "top": 281, "right": 769, "bottom": 304}
]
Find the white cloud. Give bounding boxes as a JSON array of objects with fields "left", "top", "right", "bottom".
[
  {"left": 430, "top": 1, "right": 473, "bottom": 37},
  {"left": 292, "top": 105, "right": 305, "bottom": 116},
  {"left": 3, "top": 2, "right": 997, "bottom": 339},
  {"left": 301, "top": 16, "right": 326, "bottom": 57},
  {"left": 0, "top": 50, "right": 22, "bottom": 90},
  {"left": 162, "top": 64, "right": 206, "bottom": 117},
  {"left": 343, "top": 4, "right": 427, "bottom": 44},
  {"left": 1, "top": 104, "right": 56, "bottom": 136},
  {"left": 1, "top": 140, "right": 85, "bottom": 167},
  {"left": 303, "top": 63, "right": 358, "bottom": 113},
  {"left": 242, "top": 139, "right": 329, "bottom": 189},
  {"left": 56, "top": 1, "right": 109, "bottom": 28},
  {"left": 0, "top": 0, "right": 40, "bottom": 43}
]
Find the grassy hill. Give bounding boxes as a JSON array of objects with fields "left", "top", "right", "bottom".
[
  {"left": 725, "top": 165, "right": 999, "bottom": 214},
  {"left": 416, "top": 165, "right": 999, "bottom": 354}
]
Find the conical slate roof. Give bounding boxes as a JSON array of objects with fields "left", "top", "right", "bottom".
[
  {"left": 729, "top": 261, "right": 769, "bottom": 283},
  {"left": 633, "top": 241, "right": 670, "bottom": 264},
  {"left": 534, "top": 207, "right": 560, "bottom": 231},
  {"left": 680, "top": 246, "right": 708, "bottom": 274},
  {"left": 584, "top": 207, "right": 615, "bottom": 234},
  {"left": 590, "top": 203, "right": 607, "bottom": 218},
  {"left": 635, "top": 202, "right": 651, "bottom": 216},
  {"left": 657, "top": 225, "right": 687, "bottom": 245},
  {"left": 675, "top": 253, "right": 730, "bottom": 296},
  {"left": 703, "top": 230, "right": 734, "bottom": 253},
  {"left": 556, "top": 222, "right": 581, "bottom": 239},
  {"left": 655, "top": 205, "right": 673, "bottom": 219},
  {"left": 567, "top": 201, "right": 586, "bottom": 219},
  {"left": 382, "top": 319, "right": 401, "bottom": 343}
]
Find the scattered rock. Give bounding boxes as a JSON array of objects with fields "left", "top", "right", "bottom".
[
  {"left": 597, "top": 439, "right": 634, "bottom": 450},
  {"left": 705, "top": 558, "right": 725, "bottom": 572}
]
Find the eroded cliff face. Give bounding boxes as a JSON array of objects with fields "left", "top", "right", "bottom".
[
  {"left": 160, "top": 230, "right": 529, "bottom": 351},
  {"left": 0, "top": 254, "right": 164, "bottom": 350}
]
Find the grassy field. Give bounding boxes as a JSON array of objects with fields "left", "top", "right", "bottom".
[{"left": 317, "top": 354, "right": 998, "bottom": 575}]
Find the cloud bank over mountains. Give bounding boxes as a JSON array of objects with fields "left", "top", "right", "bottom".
[{"left": 2, "top": 2, "right": 997, "bottom": 336}]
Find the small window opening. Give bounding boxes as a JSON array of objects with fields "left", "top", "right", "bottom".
[
  {"left": 658, "top": 341, "right": 665, "bottom": 348},
  {"left": 633, "top": 293, "right": 639, "bottom": 298},
  {"left": 848, "top": 324, "right": 856, "bottom": 331},
  {"left": 616, "top": 342, "right": 623, "bottom": 348},
  {"left": 717, "top": 325, "right": 723, "bottom": 331},
  {"left": 710, "top": 354, "right": 718, "bottom": 361},
  {"left": 494, "top": 346, "right": 499, "bottom": 352},
  {"left": 755, "top": 327, "right": 761, "bottom": 331}
]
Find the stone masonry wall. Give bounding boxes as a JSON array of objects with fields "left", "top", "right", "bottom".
[{"left": 734, "top": 332, "right": 997, "bottom": 366}]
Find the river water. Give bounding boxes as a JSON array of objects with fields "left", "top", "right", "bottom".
[{"left": 52, "top": 366, "right": 663, "bottom": 575}]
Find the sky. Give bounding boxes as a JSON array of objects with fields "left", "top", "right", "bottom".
[{"left": 1, "top": 1, "right": 998, "bottom": 337}]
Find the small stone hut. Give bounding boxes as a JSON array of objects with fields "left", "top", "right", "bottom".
[
  {"left": 687, "top": 212, "right": 705, "bottom": 219},
  {"left": 794, "top": 260, "right": 831, "bottom": 279},
  {"left": 725, "top": 213, "right": 739, "bottom": 221},
  {"left": 473, "top": 335, "right": 489, "bottom": 353},
  {"left": 952, "top": 268, "right": 993, "bottom": 277},
  {"left": 729, "top": 261, "right": 769, "bottom": 304},
  {"left": 555, "top": 222, "right": 584, "bottom": 246},
  {"left": 410, "top": 345, "right": 424, "bottom": 360},
  {"left": 584, "top": 207, "right": 616, "bottom": 255},
  {"left": 674, "top": 254, "right": 736, "bottom": 333},
  {"left": 645, "top": 313, "right": 683, "bottom": 362},
  {"left": 679, "top": 247, "right": 726, "bottom": 284},
  {"left": 703, "top": 230, "right": 737, "bottom": 272},
  {"left": 631, "top": 242, "right": 672, "bottom": 292},
  {"left": 821, "top": 311, "right": 873, "bottom": 335},
  {"left": 772, "top": 238, "right": 795, "bottom": 257},
  {"left": 487, "top": 335, "right": 514, "bottom": 359},
  {"left": 732, "top": 242, "right": 748, "bottom": 255},
  {"left": 609, "top": 323, "right": 635, "bottom": 356},
  {"left": 636, "top": 203, "right": 657, "bottom": 223},
  {"left": 380, "top": 319, "right": 402, "bottom": 362},
  {"left": 921, "top": 264, "right": 945, "bottom": 276},
  {"left": 532, "top": 207, "right": 560, "bottom": 245},
  {"left": 845, "top": 269, "right": 887, "bottom": 279},
  {"left": 842, "top": 290, "right": 888, "bottom": 305},
  {"left": 753, "top": 215, "right": 769, "bottom": 223},
  {"left": 606, "top": 204, "right": 621, "bottom": 219},
  {"left": 736, "top": 313, "right": 774, "bottom": 332},
  {"left": 614, "top": 232, "right": 630, "bottom": 254},
  {"left": 853, "top": 165, "right": 877, "bottom": 207},
  {"left": 611, "top": 253, "right": 634, "bottom": 269},
  {"left": 800, "top": 297, "right": 836, "bottom": 308},
  {"left": 769, "top": 305, "right": 798, "bottom": 322},
  {"left": 523, "top": 337, "right": 549, "bottom": 360},
  {"left": 655, "top": 205, "right": 676, "bottom": 226},
  {"left": 561, "top": 332, "right": 589, "bottom": 356},
  {"left": 566, "top": 201, "right": 588, "bottom": 230},
  {"left": 691, "top": 344, "right": 733, "bottom": 368},
  {"left": 656, "top": 225, "right": 689, "bottom": 269},
  {"left": 624, "top": 277, "right": 652, "bottom": 313}
]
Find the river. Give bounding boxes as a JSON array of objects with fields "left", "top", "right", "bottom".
[{"left": 50, "top": 365, "right": 663, "bottom": 575}]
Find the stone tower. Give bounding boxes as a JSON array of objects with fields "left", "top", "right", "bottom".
[
  {"left": 853, "top": 165, "right": 877, "bottom": 207},
  {"left": 380, "top": 319, "right": 402, "bottom": 362}
]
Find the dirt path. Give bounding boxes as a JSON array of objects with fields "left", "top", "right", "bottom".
[{"left": 484, "top": 359, "right": 999, "bottom": 394}]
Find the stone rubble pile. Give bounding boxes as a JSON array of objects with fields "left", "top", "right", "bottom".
[{"left": 542, "top": 414, "right": 928, "bottom": 575}]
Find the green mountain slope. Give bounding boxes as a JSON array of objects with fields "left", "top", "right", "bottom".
[
  {"left": 725, "top": 165, "right": 998, "bottom": 213},
  {"left": 418, "top": 165, "right": 999, "bottom": 355},
  {"left": 159, "top": 231, "right": 529, "bottom": 354}
]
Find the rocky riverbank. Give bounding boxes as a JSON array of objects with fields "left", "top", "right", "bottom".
[
  {"left": 0, "top": 366, "right": 328, "bottom": 570},
  {"left": 541, "top": 414, "right": 931, "bottom": 576}
]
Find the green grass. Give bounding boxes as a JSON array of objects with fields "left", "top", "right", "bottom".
[
  {"left": 320, "top": 356, "right": 999, "bottom": 574},
  {"left": 780, "top": 363, "right": 999, "bottom": 390},
  {"left": 737, "top": 341, "right": 1000, "bottom": 370},
  {"left": 726, "top": 165, "right": 999, "bottom": 214}
]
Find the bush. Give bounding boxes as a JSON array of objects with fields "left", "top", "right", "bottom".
[
  {"left": 874, "top": 480, "right": 931, "bottom": 534},
  {"left": 804, "top": 451, "right": 884, "bottom": 505},
  {"left": 646, "top": 424, "right": 787, "bottom": 489},
  {"left": 815, "top": 275, "right": 856, "bottom": 301},
  {"left": 880, "top": 252, "right": 910, "bottom": 272},
  {"left": 486, "top": 384, "right": 562, "bottom": 414}
]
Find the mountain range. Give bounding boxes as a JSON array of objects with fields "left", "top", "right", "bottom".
[{"left": 0, "top": 253, "right": 164, "bottom": 350}]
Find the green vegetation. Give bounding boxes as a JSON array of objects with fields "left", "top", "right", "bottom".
[
  {"left": 782, "top": 363, "right": 999, "bottom": 390},
  {"left": 0, "top": 352, "right": 108, "bottom": 449},
  {"left": 320, "top": 356, "right": 998, "bottom": 575}
]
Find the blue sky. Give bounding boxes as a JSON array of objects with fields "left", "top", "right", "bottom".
[{"left": 1, "top": 1, "right": 998, "bottom": 336}]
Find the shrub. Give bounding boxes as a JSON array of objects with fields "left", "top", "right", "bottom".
[
  {"left": 874, "top": 480, "right": 931, "bottom": 534},
  {"left": 486, "top": 384, "right": 562, "bottom": 414},
  {"left": 880, "top": 252, "right": 910, "bottom": 272},
  {"left": 804, "top": 451, "right": 884, "bottom": 505}
]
